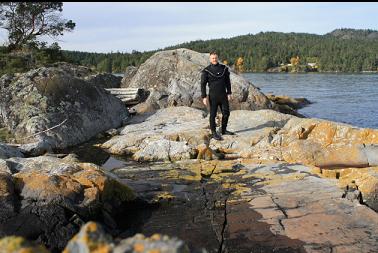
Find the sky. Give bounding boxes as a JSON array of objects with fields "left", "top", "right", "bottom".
[{"left": 1, "top": 2, "right": 378, "bottom": 53}]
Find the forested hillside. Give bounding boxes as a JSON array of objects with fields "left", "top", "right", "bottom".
[
  {"left": 62, "top": 29, "right": 378, "bottom": 73},
  {"left": 2, "top": 29, "right": 378, "bottom": 74}
]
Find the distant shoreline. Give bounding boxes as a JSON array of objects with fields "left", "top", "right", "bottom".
[
  {"left": 243, "top": 71, "right": 378, "bottom": 74},
  {"left": 113, "top": 71, "right": 378, "bottom": 76}
]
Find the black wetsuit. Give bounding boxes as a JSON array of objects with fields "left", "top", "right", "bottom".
[{"left": 200, "top": 62, "right": 232, "bottom": 133}]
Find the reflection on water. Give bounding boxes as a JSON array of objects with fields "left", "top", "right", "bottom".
[
  {"left": 102, "top": 156, "right": 128, "bottom": 170},
  {"left": 244, "top": 73, "right": 378, "bottom": 129}
]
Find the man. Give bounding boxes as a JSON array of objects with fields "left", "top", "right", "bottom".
[{"left": 201, "top": 51, "right": 235, "bottom": 141}]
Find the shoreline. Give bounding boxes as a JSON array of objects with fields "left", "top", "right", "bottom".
[
  {"left": 113, "top": 71, "right": 378, "bottom": 76},
  {"left": 243, "top": 71, "right": 378, "bottom": 74}
]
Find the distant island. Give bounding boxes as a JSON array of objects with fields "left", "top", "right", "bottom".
[{"left": 1, "top": 28, "right": 378, "bottom": 75}]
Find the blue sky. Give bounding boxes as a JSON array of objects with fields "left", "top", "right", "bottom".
[{"left": 1, "top": 2, "right": 377, "bottom": 53}]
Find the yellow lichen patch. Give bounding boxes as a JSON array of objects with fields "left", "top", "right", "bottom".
[
  {"left": 336, "top": 167, "right": 378, "bottom": 189},
  {"left": 163, "top": 169, "right": 180, "bottom": 180},
  {"left": 200, "top": 161, "right": 217, "bottom": 177},
  {"left": 222, "top": 182, "right": 251, "bottom": 197},
  {"left": 180, "top": 162, "right": 202, "bottom": 181},
  {"left": 315, "top": 166, "right": 378, "bottom": 203},
  {"left": 0, "top": 236, "right": 50, "bottom": 253},
  {"left": 257, "top": 173, "right": 306, "bottom": 187},
  {"left": 241, "top": 169, "right": 307, "bottom": 187},
  {"left": 147, "top": 249, "right": 161, "bottom": 253},
  {"left": 162, "top": 164, "right": 202, "bottom": 182},
  {"left": 321, "top": 169, "right": 339, "bottom": 179},
  {"left": 150, "top": 234, "right": 161, "bottom": 241},
  {"left": 309, "top": 166, "right": 322, "bottom": 175},
  {"left": 152, "top": 191, "right": 175, "bottom": 202}
]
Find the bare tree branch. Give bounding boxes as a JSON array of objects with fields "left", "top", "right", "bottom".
[{"left": 18, "top": 118, "right": 68, "bottom": 141}]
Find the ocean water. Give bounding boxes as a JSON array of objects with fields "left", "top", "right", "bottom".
[
  {"left": 243, "top": 73, "right": 378, "bottom": 129},
  {"left": 114, "top": 72, "right": 378, "bottom": 129}
]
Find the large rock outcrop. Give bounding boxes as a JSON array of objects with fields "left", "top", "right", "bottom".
[
  {"left": 0, "top": 155, "right": 135, "bottom": 252},
  {"left": 102, "top": 106, "right": 378, "bottom": 166},
  {"left": 121, "top": 48, "right": 275, "bottom": 114},
  {"left": 101, "top": 106, "right": 209, "bottom": 160},
  {"left": 85, "top": 72, "right": 122, "bottom": 88},
  {"left": 0, "top": 62, "right": 129, "bottom": 154},
  {"left": 101, "top": 106, "right": 378, "bottom": 210},
  {"left": 105, "top": 158, "right": 378, "bottom": 253},
  {"left": 120, "top": 66, "right": 138, "bottom": 88}
]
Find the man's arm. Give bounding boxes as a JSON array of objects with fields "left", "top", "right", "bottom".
[
  {"left": 200, "top": 70, "right": 208, "bottom": 98},
  {"left": 225, "top": 67, "right": 232, "bottom": 95}
]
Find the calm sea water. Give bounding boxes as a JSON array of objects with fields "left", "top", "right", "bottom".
[
  {"left": 243, "top": 73, "right": 378, "bottom": 129},
  {"left": 114, "top": 72, "right": 378, "bottom": 129}
]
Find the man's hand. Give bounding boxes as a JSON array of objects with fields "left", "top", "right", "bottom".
[
  {"left": 202, "top": 97, "right": 208, "bottom": 106},
  {"left": 227, "top": 94, "right": 232, "bottom": 101}
]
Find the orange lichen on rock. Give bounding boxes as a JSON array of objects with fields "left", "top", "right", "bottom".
[
  {"left": 0, "top": 236, "right": 50, "bottom": 253},
  {"left": 63, "top": 222, "right": 113, "bottom": 253},
  {"left": 133, "top": 243, "right": 145, "bottom": 252}
]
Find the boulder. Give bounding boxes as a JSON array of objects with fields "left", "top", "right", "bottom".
[
  {"left": 0, "top": 155, "right": 135, "bottom": 252},
  {"left": 0, "top": 62, "right": 129, "bottom": 155},
  {"left": 321, "top": 166, "right": 378, "bottom": 212},
  {"left": 62, "top": 222, "right": 113, "bottom": 253},
  {"left": 120, "top": 66, "right": 138, "bottom": 88},
  {"left": 114, "top": 233, "right": 191, "bottom": 253},
  {"left": 103, "top": 106, "right": 378, "bottom": 168},
  {"left": 122, "top": 48, "right": 274, "bottom": 114},
  {"left": 85, "top": 72, "right": 122, "bottom": 88},
  {"left": 272, "top": 117, "right": 378, "bottom": 167},
  {"left": 0, "top": 143, "right": 24, "bottom": 159}
]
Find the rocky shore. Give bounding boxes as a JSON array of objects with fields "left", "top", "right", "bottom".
[{"left": 1, "top": 48, "right": 378, "bottom": 253}]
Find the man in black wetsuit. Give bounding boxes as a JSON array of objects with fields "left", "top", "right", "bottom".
[{"left": 201, "top": 51, "right": 235, "bottom": 141}]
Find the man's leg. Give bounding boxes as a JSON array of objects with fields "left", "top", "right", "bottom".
[
  {"left": 209, "top": 96, "right": 223, "bottom": 140},
  {"left": 220, "top": 96, "right": 235, "bottom": 135},
  {"left": 209, "top": 96, "right": 218, "bottom": 133}
]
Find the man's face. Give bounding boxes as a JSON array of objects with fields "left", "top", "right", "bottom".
[{"left": 210, "top": 54, "right": 218, "bottom": 65}]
